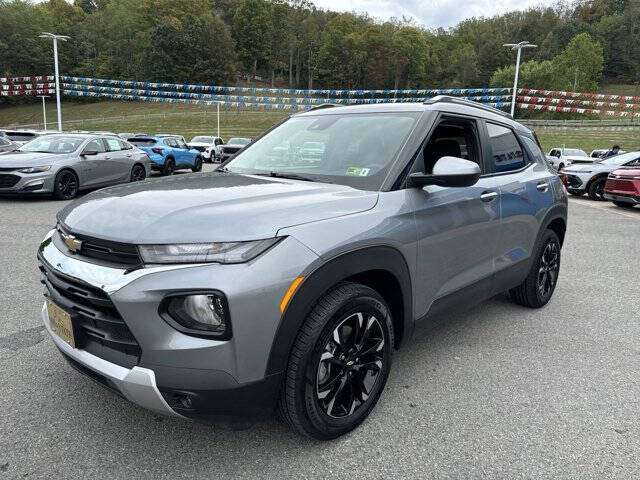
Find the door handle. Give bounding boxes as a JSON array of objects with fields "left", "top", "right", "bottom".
[
  {"left": 537, "top": 182, "right": 549, "bottom": 192},
  {"left": 480, "top": 191, "right": 498, "bottom": 202}
]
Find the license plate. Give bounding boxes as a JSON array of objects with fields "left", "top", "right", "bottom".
[{"left": 46, "top": 298, "right": 75, "bottom": 348}]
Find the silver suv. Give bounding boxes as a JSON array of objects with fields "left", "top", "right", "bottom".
[{"left": 38, "top": 97, "right": 567, "bottom": 439}]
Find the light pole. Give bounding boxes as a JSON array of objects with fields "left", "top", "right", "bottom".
[
  {"left": 503, "top": 41, "right": 537, "bottom": 118},
  {"left": 37, "top": 95, "right": 50, "bottom": 131},
  {"left": 39, "top": 32, "right": 70, "bottom": 132}
]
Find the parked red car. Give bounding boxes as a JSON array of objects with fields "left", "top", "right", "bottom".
[{"left": 604, "top": 167, "right": 640, "bottom": 208}]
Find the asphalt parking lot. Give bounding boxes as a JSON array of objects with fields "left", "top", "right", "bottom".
[{"left": 1, "top": 172, "right": 639, "bottom": 479}]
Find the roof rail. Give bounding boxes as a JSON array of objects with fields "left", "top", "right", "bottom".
[
  {"left": 307, "top": 103, "right": 341, "bottom": 112},
  {"left": 425, "top": 95, "right": 512, "bottom": 119}
]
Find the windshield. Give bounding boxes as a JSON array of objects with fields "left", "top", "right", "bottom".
[
  {"left": 228, "top": 138, "right": 250, "bottom": 145},
  {"left": 597, "top": 152, "right": 640, "bottom": 165},
  {"left": 191, "top": 136, "right": 213, "bottom": 143},
  {"left": 19, "top": 136, "right": 84, "bottom": 154},
  {"left": 225, "top": 112, "right": 419, "bottom": 190}
]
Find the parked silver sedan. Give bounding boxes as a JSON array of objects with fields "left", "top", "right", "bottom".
[{"left": 0, "top": 133, "right": 152, "bottom": 199}]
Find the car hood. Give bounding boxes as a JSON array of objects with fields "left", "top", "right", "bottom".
[
  {"left": 611, "top": 168, "right": 640, "bottom": 177},
  {"left": 0, "top": 151, "right": 67, "bottom": 166},
  {"left": 187, "top": 142, "right": 211, "bottom": 148},
  {"left": 57, "top": 172, "right": 378, "bottom": 244},
  {"left": 564, "top": 163, "right": 610, "bottom": 173}
]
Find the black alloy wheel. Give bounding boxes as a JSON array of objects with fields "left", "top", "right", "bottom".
[
  {"left": 537, "top": 241, "right": 560, "bottom": 300},
  {"left": 53, "top": 170, "right": 79, "bottom": 200},
  {"left": 279, "top": 282, "right": 394, "bottom": 440},
  {"left": 130, "top": 164, "right": 146, "bottom": 182},
  {"left": 510, "top": 229, "right": 561, "bottom": 308},
  {"left": 588, "top": 177, "right": 606, "bottom": 201},
  {"left": 192, "top": 156, "right": 203, "bottom": 172},
  {"left": 163, "top": 158, "right": 175, "bottom": 176},
  {"left": 316, "top": 312, "right": 385, "bottom": 418}
]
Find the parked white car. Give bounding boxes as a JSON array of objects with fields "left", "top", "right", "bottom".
[
  {"left": 562, "top": 151, "right": 640, "bottom": 200},
  {"left": 546, "top": 148, "right": 589, "bottom": 170},
  {"left": 188, "top": 136, "right": 224, "bottom": 162}
]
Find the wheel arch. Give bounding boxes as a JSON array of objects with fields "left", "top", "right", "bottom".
[
  {"left": 540, "top": 204, "right": 567, "bottom": 247},
  {"left": 265, "top": 245, "right": 413, "bottom": 376},
  {"left": 586, "top": 172, "right": 609, "bottom": 189}
]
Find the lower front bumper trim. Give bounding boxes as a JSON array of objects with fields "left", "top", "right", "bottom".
[{"left": 42, "top": 303, "right": 184, "bottom": 418}]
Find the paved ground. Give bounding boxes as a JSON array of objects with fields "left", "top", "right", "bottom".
[{"left": 1, "top": 174, "right": 639, "bottom": 479}]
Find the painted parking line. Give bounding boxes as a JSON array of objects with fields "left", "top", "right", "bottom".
[{"left": 568, "top": 197, "right": 640, "bottom": 220}]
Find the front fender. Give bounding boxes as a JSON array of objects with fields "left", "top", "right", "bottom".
[{"left": 264, "top": 245, "right": 413, "bottom": 376}]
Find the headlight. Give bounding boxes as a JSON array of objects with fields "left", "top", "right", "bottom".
[
  {"left": 19, "top": 165, "right": 51, "bottom": 173},
  {"left": 138, "top": 238, "right": 282, "bottom": 264},
  {"left": 162, "top": 293, "right": 230, "bottom": 338}
]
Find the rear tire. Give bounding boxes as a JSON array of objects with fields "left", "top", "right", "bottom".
[
  {"left": 509, "top": 229, "right": 561, "bottom": 308},
  {"left": 53, "top": 169, "right": 79, "bottom": 200},
  {"left": 612, "top": 201, "right": 635, "bottom": 209},
  {"left": 588, "top": 177, "right": 606, "bottom": 201},
  {"left": 192, "top": 156, "right": 203, "bottom": 172},
  {"left": 278, "top": 282, "right": 394, "bottom": 440},
  {"left": 163, "top": 158, "right": 175, "bottom": 176},
  {"left": 130, "top": 164, "right": 146, "bottom": 182}
]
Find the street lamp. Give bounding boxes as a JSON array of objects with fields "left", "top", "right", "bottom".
[
  {"left": 39, "top": 32, "right": 70, "bottom": 132},
  {"left": 503, "top": 41, "right": 537, "bottom": 118},
  {"left": 37, "top": 95, "right": 50, "bottom": 131}
]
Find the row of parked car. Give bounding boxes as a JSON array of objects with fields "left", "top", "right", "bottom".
[
  {"left": 0, "top": 129, "right": 252, "bottom": 199},
  {"left": 548, "top": 147, "right": 640, "bottom": 209}
]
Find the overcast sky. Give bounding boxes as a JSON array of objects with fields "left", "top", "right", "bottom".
[{"left": 312, "top": 0, "right": 555, "bottom": 28}]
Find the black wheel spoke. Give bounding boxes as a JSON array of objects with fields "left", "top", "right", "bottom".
[{"left": 317, "top": 311, "right": 386, "bottom": 419}]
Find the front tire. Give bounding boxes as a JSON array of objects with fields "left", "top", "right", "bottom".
[
  {"left": 588, "top": 177, "right": 606, "bottom": 201},
  {"left": 53, "top": 169, "right": 79, "bottom": 200},
  {"left": 509, "top": 229, "right": 561, "bottom": 308},
  {"left": 568, "top": 190, "right": 583, "bottom": 197},
  {"left": 279, "top": 282, "right": 394, "bottom": 440}
]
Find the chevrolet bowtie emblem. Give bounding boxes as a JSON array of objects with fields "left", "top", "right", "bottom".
[{"left": 62, "top": 232, "right": 82, "bottom": 253}]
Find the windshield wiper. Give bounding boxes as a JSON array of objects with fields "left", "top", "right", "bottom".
[{"left": 256, "top": 171, "right": 316, "bottom": 182}]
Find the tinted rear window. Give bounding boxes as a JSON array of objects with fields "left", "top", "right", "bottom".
[{"left": 128, "top": 138, "right": 157, "bottom": 146}]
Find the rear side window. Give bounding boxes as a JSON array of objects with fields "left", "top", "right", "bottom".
[
  {"left": 104, "top": 138, "right": 122, "bottom": 151},
  {"left": 486, "top": 123, "right": 526, "bottom": 173},
  {"left": 164, "top": 138, "right": 177, "bottom": 147},
  {"left": 119, "top": 140, "right": 133, "bottom": 150}
]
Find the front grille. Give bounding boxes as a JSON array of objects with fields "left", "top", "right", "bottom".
[
  {"left": 57, "top": 226, "right": 141, "bottom": 266},
  {"left": 39, "top": 260, "right": 141, "bottom": 368},
  {"left": 566, "top": 174, "right": 583, "bottom": 188},
  {"left": 0, "top": 174, "right": 19, "bottom": 187}
]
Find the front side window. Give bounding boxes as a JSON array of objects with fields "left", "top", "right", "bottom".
[
  {"left": 225, "top": 112, "right": 419, "bottom": 190},
  {"left": 19, "top": 136, "right": 84, "bottom": 154},
  {"left": 83, "top": 139, "right": 105, "bottom": 153},
  {"left": 486, "top": 123, "right": 526, "bottom": 172}
]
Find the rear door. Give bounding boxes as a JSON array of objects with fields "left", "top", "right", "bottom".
[
  {"left": 482, "top": 121, "right": 555, "bottom": 291},
  {"left": 412, "top": 114, "right": 502, "bottom": 322},
  {"left": 103, "top": 137, "right": 132, "bottom": 183}
]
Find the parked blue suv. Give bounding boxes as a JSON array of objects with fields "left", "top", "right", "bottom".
[{"left": 128, "top": 136, "right": 203, "bottom": 175}]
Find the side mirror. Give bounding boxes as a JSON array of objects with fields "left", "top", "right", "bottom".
[
  {"left": 81, "top": 150, "right": 98, "bottom": 156},
  {"left": 408, "top": 156, "right": 481, "bottom": 188}
]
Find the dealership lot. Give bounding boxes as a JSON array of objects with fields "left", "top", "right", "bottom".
[{"left": 0, "top": 170, "right": 638, "bottom": 478}]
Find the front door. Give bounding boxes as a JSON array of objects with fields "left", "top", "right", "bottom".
[{"left": 411, "top": 115, "right": 501, "bottom": 322}]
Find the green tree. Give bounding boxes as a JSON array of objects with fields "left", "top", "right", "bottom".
[
  {"left": 552, "top": 32, "right": 604, "bottom": 91},
  {"left": 233, "top": 0, "right": 273, "bottom": 77},
  {"left": 450, "top": 42, "right": 478, "bottom": 86}
]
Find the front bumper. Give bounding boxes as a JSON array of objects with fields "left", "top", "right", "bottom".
[
  {"left": 0, "top": 170, "right": 55, "bottom": 193},
  {"left": 604, "top": 193, "right": 640, "bottom": 204},
  {"left": 563, "top": 172, "right": 590, "bottom": 191},
  {"left": 38, "top": 229, "right": 318, "bottom": 419},
  {"left": 42, "top": 303, "right": 182, "bottom": 417}
]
